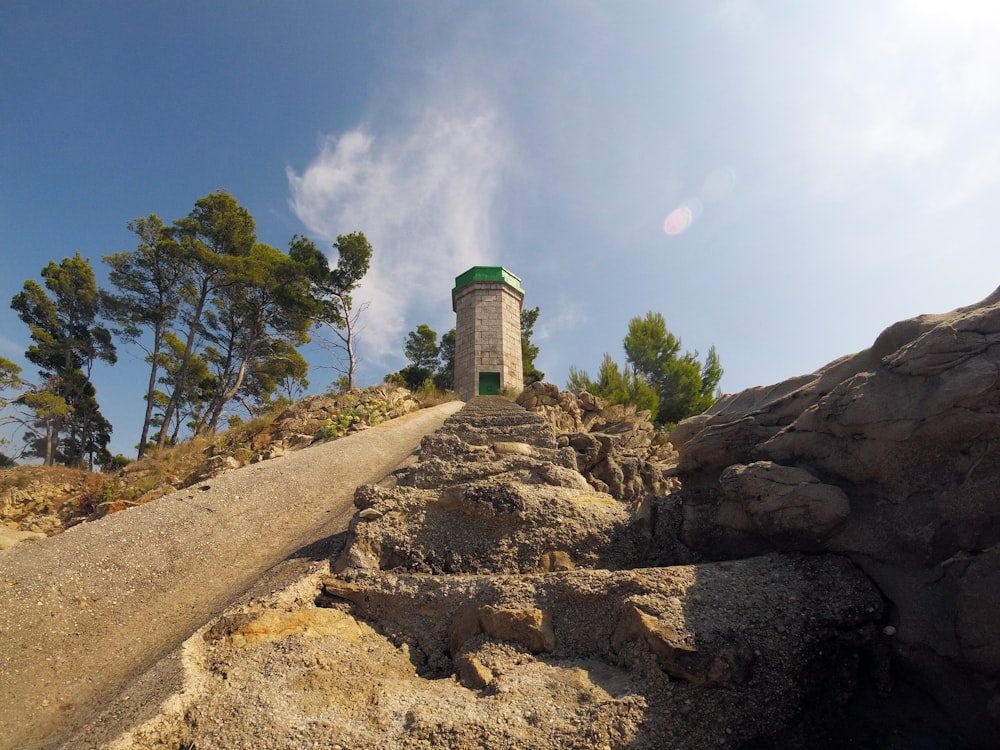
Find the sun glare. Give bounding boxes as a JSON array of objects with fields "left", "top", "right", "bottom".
[
  {"left": 663, "top": 167, "right": 734, "bottom": 236},
  {"left": 663, "top": 200, "right": 701, "bottom": 236}
]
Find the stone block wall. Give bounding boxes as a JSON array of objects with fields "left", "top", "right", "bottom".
[{"left": 453, "top": 280, "right": 524, "bottom": 400}]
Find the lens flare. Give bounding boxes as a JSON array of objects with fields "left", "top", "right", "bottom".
[
  {"left": 662, "top": 168, "right": 736, "bottom": 237},
  {"left": 662, "top": 198, "right": 703, "bottom": 236},
  {"left": 663, "top": 207, "right": 692, "bottom": 236}
]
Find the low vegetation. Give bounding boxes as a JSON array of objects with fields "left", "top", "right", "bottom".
[{"left": 569, "top": 312, "right": 722, "bottom": 427}]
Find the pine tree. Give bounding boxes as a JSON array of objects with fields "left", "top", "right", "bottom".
[
  {"left": 102, "top": 214, "right": 186, "bottom": 456},
  {"left": 10, "top": 253, "right": 116, "bottom": 466}
]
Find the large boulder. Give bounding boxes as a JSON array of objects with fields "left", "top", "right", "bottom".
[
  {"left": 669, "top": 287, "right": 1000, "bottom": 744},
  {"left": 717, "top": 461, "right": 851, "bottom": 550}
]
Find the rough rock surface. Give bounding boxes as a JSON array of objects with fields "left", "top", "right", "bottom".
[
  {"left": 669, "top": 288, "right": 1000, "bottom": 745},
  {"left": 717, "top": 460, "right": 851, "bottom": 550},
  {"left": 0, "top": 526, "right": 46, "bottom": 550},
  {"left": 0, "top": 466, "right": 106, "bottom": 538},
  {"left": 251, "top": 385, "right": 422, "bottom": 459},
  {"left": 517, "top": 382, "right": 681, "bottom": 503},
  {"left": 43, "top": 281, "right": 1000, "bottom": 749},
  {"left": 336, "top": 402, "right": 644, "bottom": 575},
  {"left": 96, "top": 398, "right": 887, "bottom": 749}
]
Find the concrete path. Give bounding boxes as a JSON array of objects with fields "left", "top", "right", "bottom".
[{"left": 0, "top": 401, "right": 462, "bottom": 750}]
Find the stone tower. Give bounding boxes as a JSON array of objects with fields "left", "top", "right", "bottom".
[{"left": 452, "top": 266, "right": 524, "bottom": 401}]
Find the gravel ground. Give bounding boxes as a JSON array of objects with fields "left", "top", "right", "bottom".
[{"left": 0, "top": 401, "right": 462, "bottom": 750}]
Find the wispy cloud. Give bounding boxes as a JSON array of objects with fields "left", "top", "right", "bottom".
[
  {"left": 786, "top": 2, "right": 1000, "bottom": 204},
  {"left": 287, "top": 102, "right": 511, "bottom": 372},
  {"left": 536, "top": 295, "right": 587, "bottom": 342}
]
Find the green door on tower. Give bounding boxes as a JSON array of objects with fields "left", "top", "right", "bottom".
[{"left": 477, "top": 371, "right": 501, "bottom": 395}]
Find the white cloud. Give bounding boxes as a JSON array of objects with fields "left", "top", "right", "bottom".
[
  {"left": 285, "top": 130, "right": 376, "bottom": 236},
  {"left": 287, "top": 104, "right": 511, "bottom": 373}
]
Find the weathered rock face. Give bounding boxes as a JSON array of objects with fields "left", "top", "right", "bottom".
[
  {"left": 318, "top": 553, "right": 883, "bottom": 748},
  {"left": 342, "top": 482, "right": 640, "bottom": 575},
  {"left": 336, "top": 402, "right": 645, "bottom": 574},
  {"left": 70, "top": 297, "right": 1000, "bottom": 749},
  {"left": 0, "top": 467, "right": 105, "bottom": 539},
  {"left": 517, "top": 382, "right": 681, "bottom": 504},
  {"left": 0, "top": 526, "right": 46, "bottom": 550},
  {"left": 669, "top": 288, "right": 1000, "bottom": 744},
  {"left": 717, "top": 461, "right": 851, "bottom": 550}
]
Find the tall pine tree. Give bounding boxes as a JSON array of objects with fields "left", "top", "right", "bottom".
[
  {"left": 102, "top": 214, "right": 186, "bottom": 456},
  {"left": 11, "top": 253, "right": 116, "bottom": 466}
]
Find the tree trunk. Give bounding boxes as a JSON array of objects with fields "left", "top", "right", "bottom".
[
  {"left": 138, "top": 327, "right": 164, "bottom": 458},
  {"left": 204, "top": 359, "right": 247, "bottom": 434},
  {"left": 345, "top": 320, "right": 356, "bottom": 389},
  {"left": 169, "top": 404, "right": 183, "bottom": 446},
  {"left": 44, "top": 420, "right": 57, "bottom": 467},
  {"left": 334, "top": 293, "right": 363, "bottom": 390},
  {"left": 158, "top": 281, "right": 209, "bottom": 448}
]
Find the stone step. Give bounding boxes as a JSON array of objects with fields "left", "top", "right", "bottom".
[{"left": 442, "top": 398, "right": 557, "bottom": 449}]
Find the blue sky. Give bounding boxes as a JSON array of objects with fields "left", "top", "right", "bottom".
[{"left": 3, "top": 1, "right": 999, "bottom": 459}]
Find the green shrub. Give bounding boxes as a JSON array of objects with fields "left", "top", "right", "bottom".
[
  {"left": 101, "top": 454, "right": 131, "bottom": 472},
  {"left": 318, "top": 409, "right": 360, "bottom": 440}
]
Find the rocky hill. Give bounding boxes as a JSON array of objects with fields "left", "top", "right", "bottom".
[
  {"left": 76, "top": 397, "right": 882, "bottom": 749},
  {"left": 12, "top": 291, "right": 1000, "bottom": 748}
]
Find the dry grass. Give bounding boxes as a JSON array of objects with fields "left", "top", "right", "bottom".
[
  {"left": 412, "top": 387, "right": 461, "bottom": 408},
  {"left": 112, "top": 412, "right": 282, "bottom": 503},
  {"left": 0, "top": 412, "right": 284, "bottom": 513},
  {"left": 0, "top": 465, "right": 101, "bottom": 493}
]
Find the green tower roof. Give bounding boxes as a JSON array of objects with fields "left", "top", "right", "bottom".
[{"left": 453, "top": 266, "right": 523, "bottom": 294}]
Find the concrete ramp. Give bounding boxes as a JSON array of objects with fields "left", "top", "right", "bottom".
[{"left": 0, "top": 401, "right": 462, "bottom": 750}]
